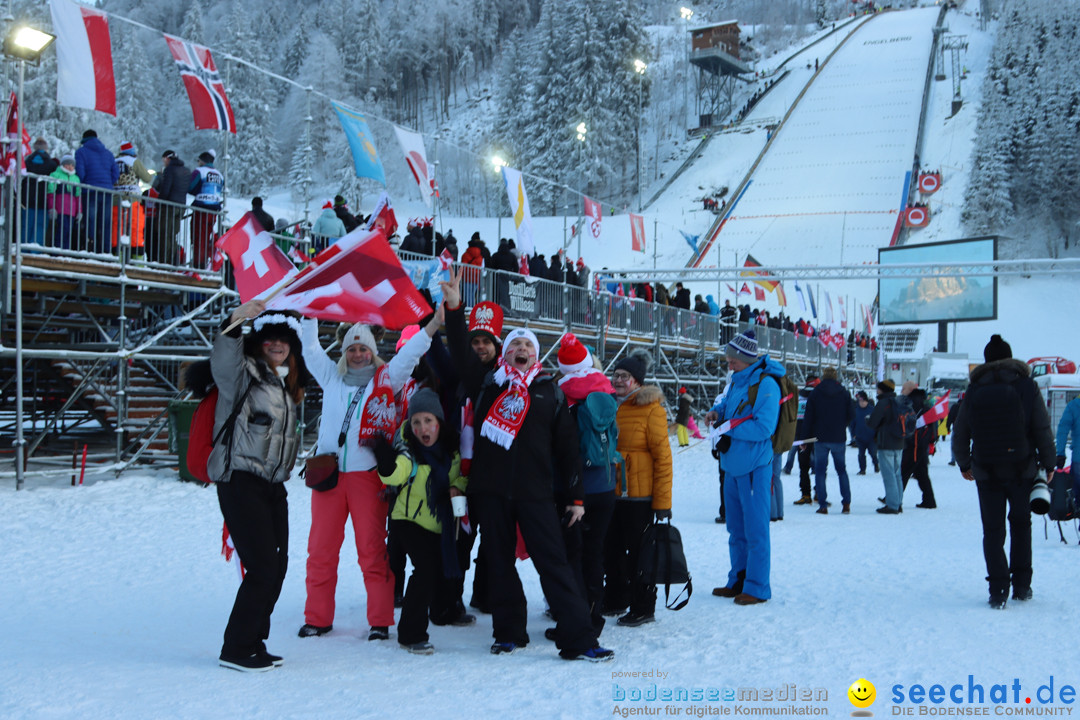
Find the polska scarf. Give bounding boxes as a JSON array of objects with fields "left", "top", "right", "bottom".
[
  {"left": 479, "top": 357, "right": 542, "bottom": 450},
  {"left": 358, "top": 365, "right": 396, "bottom": 447}
]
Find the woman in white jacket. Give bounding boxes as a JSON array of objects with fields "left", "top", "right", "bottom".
[{"left": 299, "top": 308, "right": 442, "bottom": 641}]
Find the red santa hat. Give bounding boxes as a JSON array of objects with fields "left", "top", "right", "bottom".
[
  {"left": 576, "top": 257, "right": 585, "bottom": 269},
  {"left": 119, "top": 141, "right": 135, "bottom": 155},
  {"left": 557, "top": 333, "right": 592, "bottom": 375},
  {"left": 468, "top": 302, "right": 504, "bottom": 346},
  {"left": 322, "top": 199, "right": 333, "bottom": 210}
]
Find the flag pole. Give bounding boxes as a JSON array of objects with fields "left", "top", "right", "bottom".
[{"left": 220, "top": 273, "right": 297, "bottom": 334}]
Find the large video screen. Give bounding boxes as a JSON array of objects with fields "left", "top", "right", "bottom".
[{"left": 878, "top": 237, "right": 997, "bottom": 325}]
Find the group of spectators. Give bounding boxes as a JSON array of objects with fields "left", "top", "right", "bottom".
[{"left": 18, "top": 130, "right": 224, "bottom": 268}]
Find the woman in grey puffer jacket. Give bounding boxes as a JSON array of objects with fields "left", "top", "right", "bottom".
[{"left": 211, "top": 299, "right": 308, "bottom": 673}]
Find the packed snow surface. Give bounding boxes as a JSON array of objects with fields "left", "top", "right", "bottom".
[{"left": 2, "top": 440, "right": 1077, "bottom": 719}]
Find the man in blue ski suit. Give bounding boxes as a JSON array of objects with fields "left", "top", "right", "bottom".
[{"left": 706, "top": 330, "right": 783, "bottom": 605}]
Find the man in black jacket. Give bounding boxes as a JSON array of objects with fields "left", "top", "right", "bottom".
[
  {"left": 149, "top": 150, "right": 189, "bottom": 265},
  {"left": 952, "top": 335, "right": 1056, "bottom": 609},
  {"left": 674, "top": 283, "right": 691, "bottom": 310},
  {"left": 802, "top": 367, "right": 854, "bottom": 514},
  {"left": 22, "top": 138, "right": 58, "bottom": 245},
  {"left": 466, "top": 326, "right": 614, "bottom": 662},
  {"left": 250, "top": 197, "right": 275, "bottom": 234}
]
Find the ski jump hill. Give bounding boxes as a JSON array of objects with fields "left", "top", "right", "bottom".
[{"left": 688, "top": 7, "right": 942, "bottom": 305}]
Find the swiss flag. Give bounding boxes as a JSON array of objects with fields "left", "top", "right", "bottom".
[
  {"left": 214, "top": 212, "right": 298, "bottom": 302},
  {"left": 818, "top": 327, "right": 832, "bottom": 349},
  {"left": 267, "top": 230, "right": 431, "bottom": 329},
  {"left": 630, "top": 213, "right": 646, "bottom": 253},
  {"left": 739, "top": 282, "right": 751, "bottom": 296},
  {"left": 915, "top": 390, "right": 950, "bottom": 429}
]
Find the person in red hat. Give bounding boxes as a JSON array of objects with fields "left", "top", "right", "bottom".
[
  {"left": 556, "top": 333, "right": 619, "bottom": 637},
  {"left": 439, "top": 267, "right": 505, "bottom": 614}
]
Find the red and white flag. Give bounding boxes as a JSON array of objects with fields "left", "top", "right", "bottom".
[
  {"left": 365, "top": 191, "right": 398, "bottom": 237},
  {"left": 164, "top": 34, "right": 236, "bottom": 133},
  {"left": 584, "top": 196, "right": 602, "bottom": 239},
  {"left": 817, "top": 327, "right": 832, "bottom": 349},
  {"left": 863, "top": 303, "right": 875, "bottom": 336},
  {"left": 393, "top": 125, "right": 434, "bottom": 208},
  {"left": 267, "top": 230, "right": 431, "bottom": 329},
  {"left": 915, "top": 390, "right": 950, "bottom": 429},
  {"left": 629, "top": 213, "right": 646, "bottom": 253},
  {"left": 519, "top": 253, "right": 530, "bottom": 276},
  {"left": 222, "top": 524, "right": 245, "bottom": 581},
  {"left": 754, "top": 286, "right": 765, "bottom": 302},
  {"left": 839, "top": 296, "right": 847, "bottom": 329},
  {"left": 1, "top": 92, "right": 31, "bottom": 177},
  {"left": 214, "top": 212, "right": 298, "bottom": 301},
  {"left": 739, "top": 282, "right": 752, "bottom": 297},
  {"left": 49, "top": 0, "right": 116, "bottom": 116}
]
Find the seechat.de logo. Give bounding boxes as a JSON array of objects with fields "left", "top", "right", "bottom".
[{"left": 849, "top": 678, "right": 876, "bottom": 717}]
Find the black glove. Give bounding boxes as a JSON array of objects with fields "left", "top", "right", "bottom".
[
  {"left": 711, "top": 447, "right": 720, "bottom": 460},
  {"left": 1057, "top": 455, "right": 1067, "bottom": 470},
  {"left": 716, "top": 435, "right": 732, "bottom": 454},
  {"left": 372, "top": 437, "right": 398, "bottom": 477},
  {"left": 654, "top": 509, "right": 672, "bottom": 521}
]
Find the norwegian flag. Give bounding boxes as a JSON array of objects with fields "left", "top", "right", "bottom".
[
  {"left": 915, "top": 390, "right": 950, "bottom": 429},
  {"left": 163, "top": 34, "right": 236, "bottom": 133},
  {"left": 214, "top": 212, "right": 298, "bottom": 301},
  {"left": 365, "top": 191, "right": 398, "bottom": 237},
  {"left": 266, "top": 229, "right": 432, "bottom": 329},
  {"left": 1, "top": 92, "right": 30, "bottom": 177}
]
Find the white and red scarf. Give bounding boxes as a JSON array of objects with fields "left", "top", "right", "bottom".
[
  {"left": 359, "top": 365, "right": 397, "bottom": 446},
  {"left": 480, "top": 357, "right": 542, "bottom": 450}
]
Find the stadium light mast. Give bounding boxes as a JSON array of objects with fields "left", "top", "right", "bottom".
[{"left": 4, "top": 23, "right": 55, "bottom": 491}]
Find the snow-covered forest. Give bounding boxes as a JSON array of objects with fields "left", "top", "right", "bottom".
[
  {"left": 963, "top": 0, "right": 1080, "bottom": 258},
  {"left": 11, "top": 0, "right": 862, "bottom": 215}
]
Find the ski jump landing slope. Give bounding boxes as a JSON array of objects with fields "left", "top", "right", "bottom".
[{"left": 696, "top": 7, "right": 941, "bottom": 284}]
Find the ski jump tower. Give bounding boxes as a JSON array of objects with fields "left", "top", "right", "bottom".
[{"left": 689, "top": 20, "right": 753, "bottom": 132}]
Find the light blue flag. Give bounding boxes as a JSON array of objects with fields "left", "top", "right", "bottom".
[
  {"left": 401, "top": 258, "right": 450, "bottom": 306},
  {"left": 680, "top": 230, "right": 700, "bottom": 253},
  {"left": 332, "top": 101, "right": 386, "bottom": 184}
]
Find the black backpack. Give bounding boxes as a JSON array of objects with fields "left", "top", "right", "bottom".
[
  {"left": 636, "top": 521, "right": 692, "bottom": 610},
  {"left": 886, "top": 395, "right": 918, "bottom": 440},
  {"left": 1049, "top": 470, "right": 1078, "bottom": 522},
  {"left": 965, "top": 379, "right": 1031, "bottom": 466}
]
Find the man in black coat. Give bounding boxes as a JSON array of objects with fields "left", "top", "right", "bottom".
[
  {"left": 528, "top": 253, "right": 548, "bottom": 279},
  {"left": 21, "top": 139, "right": 58, "bottom": 245},
  {"left": 952, "top": 335, "right": 1056, "bottom": 609},
  {"left": 694, "top": 295, "right": 709, "bottom": 314},
  {"left": 250, "top": 197, "right": 275, "bottom": 234},
  {"left": 467, "top": 326, "right": 614, "bottom": 661},
  {"left": 149, "top": 150, "right": 189, "bottom": 264},
  {"left": 787, "top": 376, "right": 819, "bottom": 505},
  {"left": 802, "top": 367, "right": 854, "bottom": 514},
  {"left": 674, "top": 283, "right": 691, "bottom": 310},
  {"left": 490, "top": 238, "right": 517, "bottom": 272},
  {"left": 332, "top": 195, "right": 360, "bottom": 233}
]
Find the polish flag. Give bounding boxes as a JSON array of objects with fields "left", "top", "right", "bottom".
[
  {"left": 915, "top": 390, "right": 950, "bottom": 429},
  {"left": 213, "top": 212, "right": 298, "bottom": 302},
  {"left": 584, "top": 196, "right": 602, "bottom": 239},
  {"left": 49, "top": 0, "right": 116, "bottom": 115},
  {"left": 267, "top": 230, "right": 432, "bottom": 329},
  {"left": 1, "top": 92, "right": 31, "bottom": 176},
  {"left": 365, "top": 191, "right": 398, "bottom": 237}
]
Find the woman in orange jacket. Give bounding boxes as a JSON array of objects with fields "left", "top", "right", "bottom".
[{"left": 603, "top": 350, "right": 673, "bottom": 627}]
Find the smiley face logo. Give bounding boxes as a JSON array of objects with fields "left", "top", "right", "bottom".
[{"left": 848, "top": 678, "right": 876, "bottom": 709}]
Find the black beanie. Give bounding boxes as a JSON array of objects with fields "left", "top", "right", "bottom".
[
  {"left": 614, "top": 355, "right": 646, "bottom": 385},
  {"left": 983, "top": 334, "right": 1012, "bottom": 362},
  {"left": 82, "top": 129, "right": 97, "bottom": 139}
]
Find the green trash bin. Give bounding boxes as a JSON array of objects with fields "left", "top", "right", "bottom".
[{"left": 168, "top": 399, "right": 201, "bottom": 483}]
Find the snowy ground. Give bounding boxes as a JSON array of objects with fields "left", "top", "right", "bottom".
[{"left": 3, "top": 439, "right": 1078, "bottom": 720}]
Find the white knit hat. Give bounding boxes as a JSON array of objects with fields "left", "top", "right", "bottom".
[
  {"left": 503, "top": 328, "right": 540, "bottom": 358},
  {"left": 726, "top": 329, "right": 759, "bottom": 362},
  {"left": 342, "top": 323, "right": 377, "bottom": 355}
]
